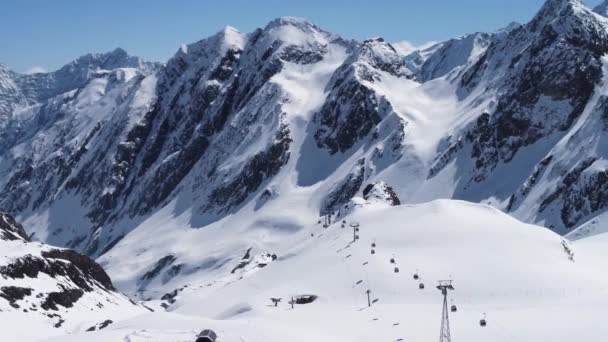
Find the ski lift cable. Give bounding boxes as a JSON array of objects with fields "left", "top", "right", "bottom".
[
  {"left": 329, "top": 224, "right": 405, "bottom": 339},
  {"left": 346, "top": 253, "right": 389, "bottom": 325},
  {"left": 354, "top": 238, "right": 407, "bottom": 333},
  {"left": 333, "top": 222, "right": 607, "bottom": 341},
  {"left": 338, "top": 230, "right": 392, "bottom": 327},
  {"left": 336, "top": 231, "right": 383, "bottom": 320}
]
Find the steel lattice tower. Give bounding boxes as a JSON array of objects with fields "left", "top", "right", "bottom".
[{"left": 437, "top": 280, "right": 455, "bottom": 342}]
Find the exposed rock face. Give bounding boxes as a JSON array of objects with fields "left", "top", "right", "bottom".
[
  {"left": 0, "top": 19, "right": 345, "bottom": 256},
  {"left": 138, "top": 255, "right": 178, "bottom": 292},
  {"left": 539, "top": 159, "right": 608, "bottom": 229},
  {"left": 463, "top": 0, "right": 608, "bottom": 181},
  {"left": 424, "top": 0, "right": 608, "bottom": 232},
  {"left": 362, "top": 181, "right": 401, "bottom": 206},
  {"left": 0, "top": 213, "right": 142, "bottom": 326},
  {"left": 41, "top": 249, "right": 114, "bottom": 290},
  {"left": 0, "top": 213, "right": 29, "bottom": 241},
  {"left": 0, "top": 286, "right": 32, "bottom": 308},
  {"left": 15, "top": 48, "right": 160, "bottom": 104},
  {"left": 314, "top": 38, "right": 407, "bottom": 154},
  {"left": 0, "top": 64, "right": 27, "bottom": 123},
  {"left": 407, "top": 32, "right": 494, "bottom": 82},
  {"left": 322, "top": 159, "right": 366, "bottom": 213}
]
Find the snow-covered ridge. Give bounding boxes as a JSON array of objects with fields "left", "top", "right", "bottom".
[
  {"left": 0, "top": 213, "right": 145, "bottom": 335},
  {"left": 0, "top": 48, "right": 159, "bottom": 112}
]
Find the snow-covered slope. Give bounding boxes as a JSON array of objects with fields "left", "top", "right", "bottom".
[
  {"left": 26, "top": 199, "right": 608, "bottom": 342},
  {"left": 405, "top": 32, "right": 493, "bottom": 82},
  {"left": 0, "top": 213, "right": 146, "bottom": 339}
]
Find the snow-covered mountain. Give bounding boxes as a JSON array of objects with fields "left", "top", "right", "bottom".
[
  {"left": 1, "top": 0, "right": 608, "bottom": 268},
  {"left": 3, "top": 0, "right": 608, "bottom": 339},
  {"left": 6, "top": 48, "right": 158, "bottom": 105},
  {"left": 0, "top": 213, "right": 145, "bottom": 338}
]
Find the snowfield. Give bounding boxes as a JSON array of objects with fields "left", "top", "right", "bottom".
[{"left": 20, "top": 199, "right": 608, "bottom": 341}]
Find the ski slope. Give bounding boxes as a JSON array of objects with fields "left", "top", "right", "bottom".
[{"left": 31, "top": 198, "right": 608, "bottom": 342}]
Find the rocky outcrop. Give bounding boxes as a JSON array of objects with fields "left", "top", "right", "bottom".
[
  {"left": 0, "top": 214, "right": 141, "bottom": 325},
  {"left": 465, "top": 0, "right": 608, "bottom": 180},
  {"left": 362, "top": 181, "right": 401, "bottom": 206},
  {"left": 314, "top": 39, "right": 406, "bottom": 154},
  {"left": 322, "top": 159, "right": 366, "bottom": 213},
  {"left": 0, "top": 213, "right": 29, "bottom": 241},
  {"left": 408, "top": 32, "right": 494, "bottom": 82}
]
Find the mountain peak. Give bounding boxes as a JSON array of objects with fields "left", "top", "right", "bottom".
[
  {"left": 535, "top": 0, "right": 584, "bottom": 18},
  {"left": 66, "top": 47, "right": 143, "bottom": 71},
  {"left": 252, "top": 16, "right": 341, "bottom": 52},
  {"left": 108, "top": 47, "right": 128, "bottom": 57},
  {"left": 344, "top": 36, "right": 411, "bottom": 78},
  {"left": 174, "top": 25, "right": 246, "bottom": 60},
  {"left": 218, "top": 25, "right": 246, "bottom": 48},
  {"left": 265, "top": 16, "right": 316, "bottom": 30},
  {"left": 526, "top": 0, "right": 602, "bottom": 34},
  {"left": 222, "top": 25, "right": 240, "bottom": 34},
  {"left": 544, "top": 0, "right": 582, "bottom": 7}
]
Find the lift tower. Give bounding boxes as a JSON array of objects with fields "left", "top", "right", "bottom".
[
  {"left": 437, "top": 280, "right": 455, "bottom": 342},
  {"left": 350, "top": 223, "right": 360, "bottom": 243}
]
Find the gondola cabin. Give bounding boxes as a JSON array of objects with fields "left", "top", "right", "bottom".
[{"left": 480, "top": 313, "right": 487, "bottom": 327}]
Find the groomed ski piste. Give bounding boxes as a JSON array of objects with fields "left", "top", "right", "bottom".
[{"left": 17, "top": 198, "right": 608, "bottom": 342}]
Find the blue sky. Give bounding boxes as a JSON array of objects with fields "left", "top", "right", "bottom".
[{"left": 0, "top": 0, "right": 603, "bottom": 73}]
